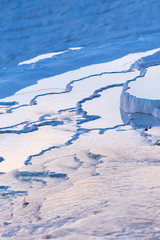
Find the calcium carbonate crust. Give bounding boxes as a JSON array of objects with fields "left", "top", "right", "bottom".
[{"left": 120, "top": 69, "right": 160, "bottom": 119}]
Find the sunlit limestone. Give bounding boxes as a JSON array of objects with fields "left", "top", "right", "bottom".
[
  {"left": 18, "top": 47, "right": 83, "bottom": 65},
  {"left": 0, "top": 48, "right": 160, "bottom": 172},
  {"left": 18, "top": 51, "right": 68, "bottom": 65},
  {"left": 81, "top": 86, "right": 124, "bottom": 129},
  {"left": 121, "top": 65, "right": 160, "bottom": 118},
  {"left": 0, "top": 126, "right": 73, "bottom": 172},
  {"left": 0, "top": 47, "right": 160, "bottom": 239}
]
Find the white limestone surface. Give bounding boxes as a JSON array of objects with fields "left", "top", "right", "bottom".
[
  {"left": 0, "top": 48, "right": 160, "bottom": 240},
  {"left": 120, "top": 65, "right": 160, "bottom": 118}
]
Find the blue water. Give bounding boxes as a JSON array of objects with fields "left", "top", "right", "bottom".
[
  {"left": 1, "top": 1, "right": 160, "bottom": 239},
  {"left": 1, "top": 0, "right": 160, "bottom": 67},
  {"left": 1, "top": 0, "right": 160, "bottom": 99}
]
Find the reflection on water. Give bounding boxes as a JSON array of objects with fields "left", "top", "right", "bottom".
[
  {"left": 0, "top": 47, "right": 160, "bottom": 238},
  {"left": 1, "top": 1, "right": 160, "bottom": 236}
]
